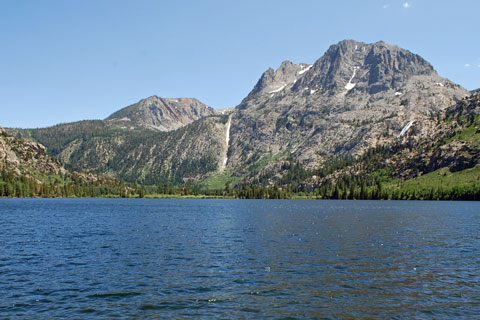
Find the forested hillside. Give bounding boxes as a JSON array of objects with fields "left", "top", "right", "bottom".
[{"left": 0, "top": 126, "right": 135, "bottom": 197}]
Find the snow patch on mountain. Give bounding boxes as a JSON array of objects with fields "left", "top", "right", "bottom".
[
  {"left": 268, "top": 85, "right": 286, "bottom": 94},
  {"left": 298, "top": 65, "right": 313, "bottom": 75},
  {"left": 398, "top": 120, "right": 415, "bottom": 137},
  {"left": 220, "top": 115, "right": 232, "bottom": 172},
  {"left": 345, "top": 67, "right": 359, "bottom": 91}
]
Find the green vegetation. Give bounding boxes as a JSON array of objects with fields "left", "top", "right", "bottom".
[
  {"left": 0, "top": 169, "right": 135, "bottom": 198},
  {"left": 275, "top": 117, "right": 288, "bottom": 131},
  {"left": 197, "top": 148, "right": 293, "bottom": 193},
  {"left": 445, "top": 114, "right": 480, "bottom": 146},
  {"left": 229, "top": 142, "right": 480, "bottom": 200},
  {"left": 245, "top": 149, "right": 290, "bottom": 174},
  {"left": 16, "top": 116, "right": 226, "bottom": 185},
  {"left": 199, "top": 170, "right": 239, "bottom": 191},
  {"left": 3, "top": 159, "right": 479, "bottom": 200},
  {"left": 383, "top": 165, "right": 480, "bottom": 200},
  {"left": 0, "top": 127, "right": 138, "bottom": 198}
]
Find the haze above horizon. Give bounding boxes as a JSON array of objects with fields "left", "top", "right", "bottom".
[{"left": 1, "top": 0, "right": 479, "bottom": 128}]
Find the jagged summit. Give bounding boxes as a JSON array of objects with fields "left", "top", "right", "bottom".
[
  {"left": 230, "top": 39, "right": 468, "bottom": 172},
  {"left": 106, "top": 96, "right": 216, "bottom": 131},
  {"left": 249, "top": 60, "right": 312, "bottom": 96},
  {"left": 241, "top": 39, "right": 458, "bottom": 107},
  {"left": 296, "top": 39, "right": 436, "bottom": 95},
  {"left": 242, "top": 40, "right": 439, "bottom": 106}
]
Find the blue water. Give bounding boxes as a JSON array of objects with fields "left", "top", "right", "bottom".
[{"left": 0, "top": 199, "right": 479, "bottom": 319}]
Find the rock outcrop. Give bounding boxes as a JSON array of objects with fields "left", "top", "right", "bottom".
[
  {"left": 227, "top": 40, "right": 468, "bottom": 176},
  {"left": 0, "top": 126, "right": 66, "bottom": 177},
  {"left": 428, "top": 91, "right": 480, "bottom": 173}
]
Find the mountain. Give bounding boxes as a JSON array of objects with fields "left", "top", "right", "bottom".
[
  {"left": 13, "top": 114, "right": 231, "bottom": 185},
  {"left": 106, "top": 96, "right": 217, "bottom": 131},
  {"left": 11, "top": 40, "right": 477, "bottom": 192},
  {"left": 431, "top": 90, "right": 480, "bottom": 172},
  {"left": 13, "top": 94, "right": 229, "bottom": 184},
  {"left": 0, "top": 126, "right": 66, "bottom": 177},
  {"left": 298, "top": 90, "right": 480, "bottom": 200},
  {"left": 0, "top": 126, "right": 131, "bottom": 197},
  {"left": 227, "top": 40, "right": 468, "bottom": 177}
]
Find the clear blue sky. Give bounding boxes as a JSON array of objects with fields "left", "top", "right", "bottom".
[{"left": 1, "top": 0, "right": 479, "bottom": 128}]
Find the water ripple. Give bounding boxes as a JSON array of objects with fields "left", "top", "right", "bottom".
[{"left": 0, "top": 199, "right": 478, "bottom": 318}]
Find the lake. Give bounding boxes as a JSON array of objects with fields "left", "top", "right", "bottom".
[{"left": 0, "top": 199, "right": 479, "bottom": 319}]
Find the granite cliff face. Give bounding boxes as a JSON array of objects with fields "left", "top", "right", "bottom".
[
  {"left": 292, "top": 40, "right": 436, "bottom": 94},
  {"left": 106, "top": 96, "right": 216, "bottom": 131},
  {"left": 0, "top": 126, "right": 66, "bottom": 177},
  {"left": 249, "top": 61, "right": 312, "bottom": 96},
  {"left": 226, "top": 40, "right": 468, "bottom": 178}
]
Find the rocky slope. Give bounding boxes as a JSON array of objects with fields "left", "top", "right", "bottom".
[
  {"left": 102, "top": 114, "right": 230, "bottom": 184},
  {"left": 429, "top": 91, "right": 480, "bottom": 172},
  {"left": 106, "top": 96, "right": 217, "bottom": 131},
  {"left": 292, "top": 90, "right": 480, "bottom": 198},
  {"left": 226, "top": 40, "right": 468, "bottom": 179},
  {"left": 0, "top": 126, "right": 129, "bottom": 197},
  {"left": 0, "top": 126, "right": 66, "bottom": 177},
  {"left": 15, "top": 114, "right": 231, "bottom": 185}
]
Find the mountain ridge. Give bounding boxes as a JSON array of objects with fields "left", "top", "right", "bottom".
[
  {"left": 227, "top": 39, "right": 467, "bottom": 178},
  {"left": 8, "top": 40, "right": 477, "bottom": 191},
  {"left": 0, "top": 126, "right": 132, "bottom": 197}
]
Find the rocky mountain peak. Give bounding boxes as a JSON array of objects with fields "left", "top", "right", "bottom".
[
  {"left": 230, "top": 40, "right": 468, "bottom": 175},
  {"left": 243, "top": 39, "right": 438, "bottom": 102},
  {"left": 106, "top": 96, "right": 216, "bottom": 131},
  {"left": 250, "top": 60, "right": 311, "bottom": 96},
  {"left": 292, "top": 40, "right": 436, "bottom": 95}
]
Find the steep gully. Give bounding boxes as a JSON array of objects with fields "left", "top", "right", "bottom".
[{"left": 220, "top": 115, "right": 232, "bottom": 172}]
